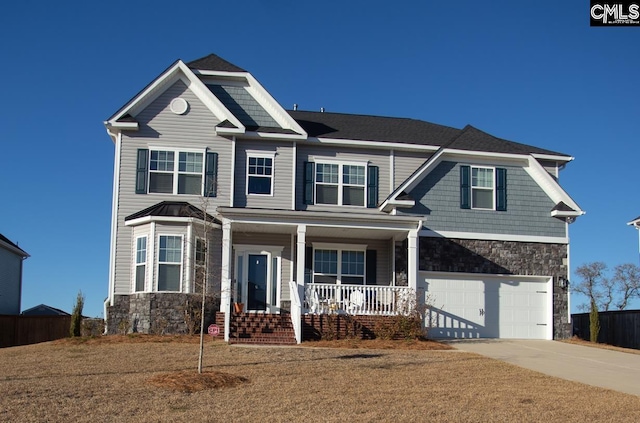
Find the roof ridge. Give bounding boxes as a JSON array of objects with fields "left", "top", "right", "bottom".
[{"left": 187, "top": 53, "right": 246, "bottom": 72}]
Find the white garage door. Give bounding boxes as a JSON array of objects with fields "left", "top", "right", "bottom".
[{"left": 423, "top": 274, "right": 551, "bottom": 340}]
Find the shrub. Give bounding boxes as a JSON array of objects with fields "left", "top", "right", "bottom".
[
  {"left": 69, "top": 291, "right": 85, "bottom": 337},
  {"left": 589, "top": 298, "right": 600, "bottom": 343}
]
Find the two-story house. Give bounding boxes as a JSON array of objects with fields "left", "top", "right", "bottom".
[{"left": 104, "top": 54, "right": 583, "bottom": 342}]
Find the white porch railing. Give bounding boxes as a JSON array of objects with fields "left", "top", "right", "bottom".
[
  {"left": 305, "top": 283, "right": 412, "bottom": 315},
  {"left": 289, "top": 281, "right": 302, "bottom": 344}
]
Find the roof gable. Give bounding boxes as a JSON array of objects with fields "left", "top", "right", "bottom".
[{"left": 187, "top": 54, "right": 246, "bottom": 73}]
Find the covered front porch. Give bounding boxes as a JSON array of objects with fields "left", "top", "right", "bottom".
[{"left": 216, "top": 207, "right": 423, "bottom": 343}]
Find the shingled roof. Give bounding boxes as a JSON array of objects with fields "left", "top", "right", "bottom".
[
  {"left": 187, "top": 54, "right": 246, "bottom": 72},
  {"left": 288, "top": 110, "right": 570, "bottom": 157},
  {"left": 445, "top": 125, "right": 568, "bottom": 157},
  {"left": 125, "top": 201, "right": 217, "bottom": 223}
]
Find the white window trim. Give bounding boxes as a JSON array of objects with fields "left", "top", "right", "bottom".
[
  {"left": 134, "top": 235, "right": 147, "bottom": 293},
  {"left": 246, "top": 151, "right": 276, "bottom": 197},
  {"left": 157, "top": 234, "right": 184, "bottom": 292},
  {"left": 311, "top": 243, "right": 367, "bottom": 285},
  {"left": 471, "top": 165, "right": 496, "bottom": 211},
  {"left": 313, "top": 160, "right": 368, "bottom": 207},
  {"left": 148, "top": 147, "right": 206, "bottom": 196}
]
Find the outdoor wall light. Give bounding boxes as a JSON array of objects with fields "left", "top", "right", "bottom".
[{"left": 558, "top": 277, "right": 569, "bottom": 289}]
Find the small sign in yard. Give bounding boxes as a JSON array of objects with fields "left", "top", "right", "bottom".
[{"left": 208, "top": 324, "right": 219, "bottom": 337}]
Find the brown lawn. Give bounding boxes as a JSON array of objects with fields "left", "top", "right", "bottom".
[{"left": 1, "top": 335, "right": 639, "bottom": 422}]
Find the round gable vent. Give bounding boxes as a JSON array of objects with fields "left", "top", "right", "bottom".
[{"left": 170, "top": 98, "right": 189, "bottom": 115}]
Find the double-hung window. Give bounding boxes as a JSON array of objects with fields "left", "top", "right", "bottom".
[
  {"left": 313, "top": 246, "right": 365, "bottom": 285},
  {"left": 315, "top": 163, "right": 366, "bottom": 206},
  {"left": 137, "top": 148, "right": 216, "bottom": 196},
  {"left": 460, "top": 165, "right": 507, "bottom": 211},
  {"left": 149, "top": 150, "right": 203, "bottom": 195},
  {"left": 247, "top": 153, "right": 274, "bottom": 195},
  {"left": 158, "top": 235, "right": 182, "bottom": 291},
  {"left": 135, "top": 236, "right": 147, "bottom": 292},
  {"left": 471, "top": 166, "right": 494, "bottom": 210}
]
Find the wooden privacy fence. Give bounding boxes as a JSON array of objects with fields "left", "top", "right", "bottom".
[
  {"left": 0, "top": 315, "right": 71, "bottom": 348},
  {"left": 572, "top": 310, "right": 640, "bottom": 350}
]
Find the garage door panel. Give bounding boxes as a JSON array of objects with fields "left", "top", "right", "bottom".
[{"left": 424, "top": 275, "right": 549, "bottom": 340}]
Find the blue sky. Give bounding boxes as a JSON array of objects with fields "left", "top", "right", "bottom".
[{"left": 1, "top": 1, "right": 638, "bottom": 317}]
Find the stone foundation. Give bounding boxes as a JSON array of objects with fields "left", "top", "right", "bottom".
[{"left": 106, "top": 293, "right": 220, "bottom": 335}]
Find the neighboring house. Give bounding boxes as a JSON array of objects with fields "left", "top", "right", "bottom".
[
  {"left": 103, "top": 53, "right": 584, "bottom": 342},
  {"left": 21, "top": 304, "right": 70, "bottom": 316},
  {"left": 627, "top": 216, "right": 640, "bottom": 255},
  {"left": 0, "top": 233, "right": 29, "bottom": 315}
]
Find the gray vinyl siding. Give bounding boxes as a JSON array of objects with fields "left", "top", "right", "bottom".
[
  {"left": 234, "top": 140, "right": 293, "bottom": 209},
  {"left": 296, "top": 145, "right": 390, "bottom": 212},
  {"left": 538, "top": 160, "right": 559, "bottom": 179},
  {"left": 404, "top": 160, "right": 566, "bottom": 237},
  {"left": 231, "top": 233, "right": 292, "bottom": 302},
  {"left": 393, "top": 151, "right": 432, "bottom": 190},
  {"left": 0, "top": 247, "right": 22, "bottom": 314},
  {"left": 306, "top": 237, "right": 392, "bottom": 286},
  {"left": 113, "top": 80, "right": 232, "bottom": 296}
]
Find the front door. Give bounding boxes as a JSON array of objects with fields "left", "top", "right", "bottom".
[{"left": 247, "top": 254, "right": 268, "bottom": 311}]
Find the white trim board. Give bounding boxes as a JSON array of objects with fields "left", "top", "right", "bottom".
[{"left": 419, "top": 229, "right": 568, "bottom": 244}]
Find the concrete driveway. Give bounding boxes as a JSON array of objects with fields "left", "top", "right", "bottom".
[{"left": 448, "top": 339, "right": 640, "bottom": 396}]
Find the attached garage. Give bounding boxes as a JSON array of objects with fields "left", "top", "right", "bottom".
[{"left": 420, "top": 272, "right": 552, "bottom": 340}]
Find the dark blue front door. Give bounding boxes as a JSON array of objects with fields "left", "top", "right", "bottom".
[{"left": 248, "top": 254, "right": 268, "bottom": 311}]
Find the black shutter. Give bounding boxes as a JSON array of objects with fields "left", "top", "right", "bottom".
[
  {"left": 205, "top": 152, "right": 218, "bottom": 197},
  {"left": 304, "top": 246, "right": 313, "bottom": 284},
  {"left": 496, "top": 167, "right": 507, "bottom": 211},
  {"left": 135, "top": 149, "right": 148, "bottom": 194},
  {"left": 460, "top": 165, "right": 470, "bottom": 209},
  {"left": 366, "top": 250, "right": 377, "bottom": 285},
  {"left": 367, "top": 166, "right": 379, "bottom": 208},
  {"left": 303, "top": 161, "right": 315, "bottom": 205}
]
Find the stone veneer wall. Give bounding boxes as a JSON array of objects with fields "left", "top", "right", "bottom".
[
  {"left": 396, "top": 237, "right": 571, "bottom": 339},
  {"left": 107, "top": 293, "right": 219, "bottom": 335}
]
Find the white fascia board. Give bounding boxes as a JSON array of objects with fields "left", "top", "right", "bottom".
[
  {"left": 107, "top": 61, "right": 245, "bottom": 132},
  {"left": 551, "top": 210, "right": 583, "bottom": 218},
  {"left": 191, "top": 70, "right": 250, "bottom": 78},
  {"left": 531, "top": 153, "right": 574, "bottom": 163},
  {"left": 380, "top": 199, "right": 415, "bottom": 213},
  {"left": 627, "top": 218, "right": 640, "bottom": 227},
  {"left": 524, "top": 155, "right": 584, "bottom": 215},
  {"left": 309, "top": 137, "right": 440, "bottom": 152},
  {"left": 215, "top": 126, "right": 245, "bottom": 136},
  {"left": 245, "top": 74, "right": 307, "bottom": 137},
  {"left": 124, "top": 216, "right": 221, "bottom": 228},
  {"left": 218, "top": 208, "right": 421, "bottom": 230},
  {"left": 379, "top": 148, "right": 447, "bottom": 213},
  {"left": 420, "top": 229, "right": 569, "bottom": 244},
  {"left": 241, "top": 131, "right": 306, "bottom": 141},
  {"left": 0, "top": 240, "right": 29, "bottom": 258},
  {"left": 106, "top": 121, "right": 139, "bottom": 130}
]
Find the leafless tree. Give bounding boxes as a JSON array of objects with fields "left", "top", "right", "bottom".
[
  {"left": 612, "top": 263, "right": 640, "bottom": 310},
  {"left": 572, "top": 262, "right": 607, "bottom": 311}
]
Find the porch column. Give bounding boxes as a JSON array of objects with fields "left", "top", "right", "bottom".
[
  {"left": 407, "top": 229, "right": 418, "bottom": 291},
  {"left": 221, "top": 218, "right": 232, "bottom": 342},
  {"left": 296, "top": 225, "right": 306, "bottom": 294}
]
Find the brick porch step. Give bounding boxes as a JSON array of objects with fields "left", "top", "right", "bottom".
[{"left": 229, "top": 312, "right": 297, "bottom": 345}]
